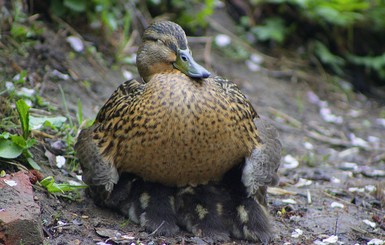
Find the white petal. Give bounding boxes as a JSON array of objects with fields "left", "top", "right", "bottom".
[
  {"left": 4, "top": 179, "right": 17, "bottom": 187},
  {"left": 56, "top": 156, "right": 66, "bottom": 168},
  {"left": 322, "top": 235, "right": 338, "bottom": 243},
  {"left": 283, "top": 154, "right": 299, "bottom": 169},
  {"left": 363, "top": 219, "right": 376, "bottom": 228},
  {"left": 215, "top": 34, "right": 231, "bottom": 47},
  {"left": 122, "top": 70, "right": 133, "bottom": 80},
  {"left": 66, "top": 36, "right": 84, "bottom": 52}
]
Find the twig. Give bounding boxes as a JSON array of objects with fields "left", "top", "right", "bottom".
[
  {"left": 305, "top": 130, "right": 352, "bottom": 148},
  {"left": 31, "top": 129, "right": 55, "bottom": 139},
  {"left": 187, "top": 36, "right": 213, "bottom": 69},
  {"left": 372, "top": 152, "right": 385, "bottom": 163},
  {"left": 29, "top": 108, "right": 53, "bottom": 116},
  {"left": 268, "top": 107, "right": 302, "bottom": 128},
  {"left": 334, "top": 211, "right": 339, "bottom": 235},
  {"left": 322, "top": 191, "right": 358, "bottom": 209},
  {"left": 149, "top": 221, "right": 165, "bottom": 236},
  {"left": 203, "top": 36, "right": 213, "bottom": 69},
  {"left": 307, "top": 189, "right": 312, "bottom": 204}
]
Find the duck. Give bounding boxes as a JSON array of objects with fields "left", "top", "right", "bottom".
[{"left": 75, "top": 20, "right": 281, "bottom": 243}]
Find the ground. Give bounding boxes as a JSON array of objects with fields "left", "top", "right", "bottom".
[{"left": 1, "top": 11, "right": 385, "bottom": 245}]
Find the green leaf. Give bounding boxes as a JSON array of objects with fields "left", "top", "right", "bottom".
[
  {"left": 252, "top": 17, "right": 287, "bottom": 43},
  {"left": 313, "top": 41, "right": 345, "bottom": 74},
  {"left": 76, "top": 99, "right": 83, "bottom": 126},
  {"left": 39, "top": 176, "right": 87, "bottom": 193},
  {"left": 26, "top": 157, "right": 41, "bottom": 170},
  {"left": 0, "top": 132, "right": 11, "bottom": 139},
  {"left": 15, "top": 99, "right": 30, "bottom": 140},
  {"left": 29, "top": 116, "right": 67, "bottom": 130},
  {"left": 49, "top": 0, "right": 66, "bottom": 17},
  {"left": 63, "top": 0, "right": 87, "bottom": 12},
  {"left": 0, "top": 138, "right": 23, "bottom": 159},
  {"left": 10, "top": 135, "right": 27, "bottom": 148}
]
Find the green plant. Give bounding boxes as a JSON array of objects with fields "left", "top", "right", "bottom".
[
  {"left": 251, "top": 17, "right": 288, "bottom": 44},
  {"left": 49, "top": 0, "right": 131, "bottom": 34},
  {"left": 233, "top": 0, "right": 385, "bottom": 89},
  {"left": 39, "top": 176, "right": 87, "bottom": 193},
  {"left": 148, "top": 0, "right": 215, "bottom": 32},
  {"left": 0, "top": 99, "right": 39, "bottom": 169}
]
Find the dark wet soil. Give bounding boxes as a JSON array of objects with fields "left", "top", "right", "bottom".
[{"left": 1, "top": 11, "right": 385, "bottom": 245}]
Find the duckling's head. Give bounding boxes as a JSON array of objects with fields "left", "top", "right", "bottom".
[{"left": 137, "top": 21, "right": 211, "bottom": 82}]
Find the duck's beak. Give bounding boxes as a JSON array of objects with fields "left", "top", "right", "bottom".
[{"left": 174, "top": 49, "right": 211, "bottom": 79}]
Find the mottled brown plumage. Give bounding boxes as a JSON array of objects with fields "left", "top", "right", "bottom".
[{"left": 75, "top": 21, "right": 281, "bottom": 243}]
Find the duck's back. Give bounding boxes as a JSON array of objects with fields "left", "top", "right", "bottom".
[{"left": 91, "top": 72, "right": 260, "bottom": 186}]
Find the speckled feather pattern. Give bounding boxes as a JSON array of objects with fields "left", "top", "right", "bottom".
[{"left": 90, "top": 71, "right": 262, "bottom": 186}]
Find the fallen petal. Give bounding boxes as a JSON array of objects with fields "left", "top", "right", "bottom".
[
  {"left": 66, "top": 36, "right": 84, "bottom": 52},
  {"left": 283, "top": 154, "right": 299, "bottom": 169},
  {"left": 294, "top": 178, "right": 312, "bottom": 187},
  {"left": 367, "top": 238, "right": 385, "bottom": 245},
  {"left": 56, "top": 156, "right": 66, "bottom": 169},
  {"left": 291, "top": 228, "right": 303, "bottom": 238},
  {"left": 215, "top": 34, "right": 231, "bottom": 47},
  {"left": 322, "top": 235, "right": 338, "bottom": 243},
  {"left": 4, "top": 179, "right": 17, "bottom": 187},
  {"left": 363, "top": 219, "right": 376, "bottom": 228}
]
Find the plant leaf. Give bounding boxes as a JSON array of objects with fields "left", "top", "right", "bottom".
[
  {"left": 15, "top": 99, "right": 30, "bottom": 140},
  {"left": 26, "top": 157, "right": 41, "bottom": 170},
  {"left": 29, "top": 116, "right": 67, "bottom": 130},
  {"left": 40, "top": 176, "right": 87, "bottom": 193},
  {"left": 0, "top": 138, "right": 23, "bottom": 159},
  {"left": 63, "top": 0, "right": 86, "bottom": 12}
]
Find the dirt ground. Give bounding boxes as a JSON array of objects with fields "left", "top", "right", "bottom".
[{"left": 1, "top": 11, "right": 385, "bottom": 245}]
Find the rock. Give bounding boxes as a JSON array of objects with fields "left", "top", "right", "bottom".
[{"left": 0, "top": 171, "right": 44, "bottom": 245}]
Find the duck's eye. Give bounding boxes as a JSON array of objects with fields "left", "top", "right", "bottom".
[
  {"left": 180, "top": 54, "right": 188, "bottom": 62},
  {"left": 157, "top": 39, "right": 165, "bottom": 45}
]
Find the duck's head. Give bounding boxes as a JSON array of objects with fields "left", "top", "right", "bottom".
[{"left": 137, "top": 21, "right": 211, "bottom": 82}]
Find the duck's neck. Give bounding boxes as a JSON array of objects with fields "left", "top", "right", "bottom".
[
  {"left": 137, "top": 41, "right": 177, "bottom": 83},
  {"left": 139, "top": 62, "right": 175, "bottom": 82}
]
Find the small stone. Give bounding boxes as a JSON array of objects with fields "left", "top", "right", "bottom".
[
  {"left": 338, "top": 162, "right": 358, "bottom": 171},
  {"left": 330, "top": 202, "right": 344, "bottom": 209}
]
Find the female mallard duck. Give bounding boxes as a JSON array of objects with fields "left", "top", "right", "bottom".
[{"left": 76, "top": 21, "right": 281, "bottom": 243}]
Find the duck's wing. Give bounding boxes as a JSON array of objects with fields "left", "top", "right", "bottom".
[
  {"left": 214, "top": 76, "right": 281, "bottom": 198},
  {"left": 75, "top": 79, "right": 145, "bottom": 202},
  {"left": 94, "top": 79, "right": 146, "bottom": 123}
]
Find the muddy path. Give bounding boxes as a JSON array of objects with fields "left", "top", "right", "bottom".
[{"left": 1, "top": 12, "right": 385, "bottom": 245}]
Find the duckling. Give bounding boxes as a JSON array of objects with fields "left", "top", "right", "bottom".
[{"left": 75, "top": 20, "right": 281, "bottom": 243}]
